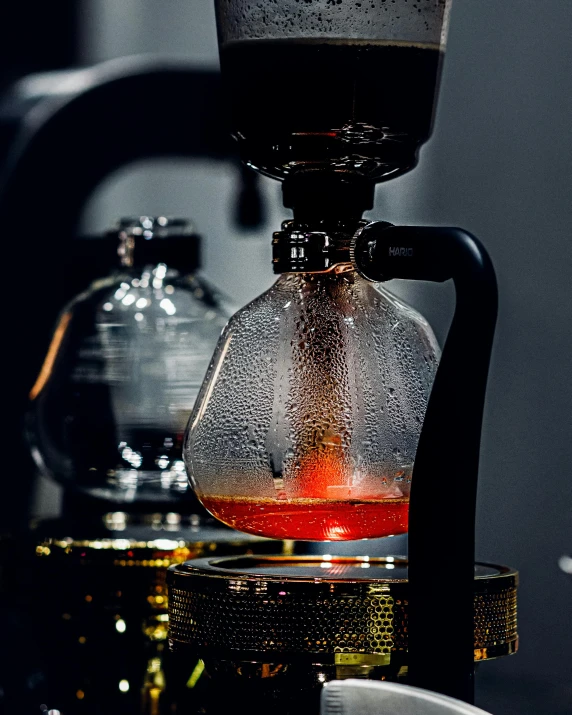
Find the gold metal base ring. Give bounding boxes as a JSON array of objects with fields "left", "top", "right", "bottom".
[{"left": 167, "top": 555, "right": 518, "bottom": 665}]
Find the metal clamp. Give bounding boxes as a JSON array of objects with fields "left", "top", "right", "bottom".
[{"left": 272, "top": 219, "right": 366, "bottom": 273}]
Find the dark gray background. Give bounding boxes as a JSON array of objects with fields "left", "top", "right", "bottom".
[{"left": 52, "top": 1, "right": 571, "bottom": 712}]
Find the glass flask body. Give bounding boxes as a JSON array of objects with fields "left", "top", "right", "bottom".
[
  {"left": 185, "top": 270, "right": 439, "bottom": 540},
  {"left": 215, "top": 0, "right": 451, "bottom": 181},
  {"left": 29, "top": 263, "right": 229, "bottom": 503}
]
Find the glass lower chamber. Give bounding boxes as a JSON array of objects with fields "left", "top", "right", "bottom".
[
  {"left": 0, "top": 517, "right": 288, "bottom": 715},
  {"left": 166, "top": 555, "right": 518, "bottom": 715}
]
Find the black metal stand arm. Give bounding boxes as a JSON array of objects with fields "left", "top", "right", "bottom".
[{"left": 354, "top": 224, "right": 498, "bottom": 704}]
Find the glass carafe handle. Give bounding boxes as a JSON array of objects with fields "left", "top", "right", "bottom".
[{"left": 354, "top": 224, "right": 498, "bottom": 704}]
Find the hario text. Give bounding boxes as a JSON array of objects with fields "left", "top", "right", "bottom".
[{"left": 389, "top": 246, "right": 414, "bottom": 257}]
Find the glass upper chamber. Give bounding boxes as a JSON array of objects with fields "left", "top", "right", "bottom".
[
  {"left": 28, "top": 217, "right": 230, "bottom": 503},
  {"left": 216, "top": 0, "right": 451, "bottom": 181},
  {"left": 185, "top": 268, "right": 439, "bottom": 540}
]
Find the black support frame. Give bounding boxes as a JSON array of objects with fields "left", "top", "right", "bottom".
[{"left": 355, "top": 224, "right": 498, "bottom": 703}]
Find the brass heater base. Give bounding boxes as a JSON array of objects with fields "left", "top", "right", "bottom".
[
  {"left": 167, "top": 555, "right": 518, "bottom": 683},
  {"left": 1, "top": 517, "right": 284, "bottom": 715}
]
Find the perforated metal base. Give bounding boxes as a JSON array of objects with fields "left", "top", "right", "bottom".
[{"left": 167, "top": 555, "right": 518, "bottom": 665}]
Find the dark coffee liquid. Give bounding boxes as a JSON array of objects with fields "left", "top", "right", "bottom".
[{"left": 220, "top": 39, "right": 444, "bottom": 182}]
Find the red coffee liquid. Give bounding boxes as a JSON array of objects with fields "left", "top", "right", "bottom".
[{"left": 200, "top": 495, "right": 409, "bottom": 541}]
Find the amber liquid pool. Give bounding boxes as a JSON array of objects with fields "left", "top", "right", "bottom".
[{"left": 199, "top": 495, "right": 409, "bottom": 541}]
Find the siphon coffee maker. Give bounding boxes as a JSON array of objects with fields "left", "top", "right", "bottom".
[{"left": 168, "top": 0, "right": 517, "bottom": 710}]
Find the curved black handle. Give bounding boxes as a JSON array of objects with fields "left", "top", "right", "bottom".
[{"left": 355, "top": 224, "right": 498, "bottom": 703}]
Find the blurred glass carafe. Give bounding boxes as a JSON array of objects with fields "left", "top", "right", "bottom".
[{"left": 28, "top": 217, "right": 230, "bottom": 503}]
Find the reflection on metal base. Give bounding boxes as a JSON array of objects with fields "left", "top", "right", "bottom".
[
  {"left": 1, "top": 518, "right": 285, "bottom": 715},
  {"left": 166, "top": 555, "right": 518, "bottom": 713},
  {"left": 168, "top": 555, "right": 518, "bottom": 664}
]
